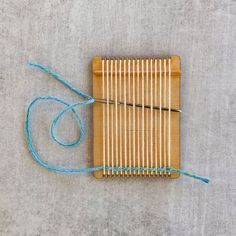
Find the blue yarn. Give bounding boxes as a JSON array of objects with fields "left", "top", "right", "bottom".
[{"left": 25, "top": 62, "right": 210, "bottom": 184}]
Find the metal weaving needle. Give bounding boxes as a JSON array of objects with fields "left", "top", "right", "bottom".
[{"left": 94, "top": 98, "right": 182, "bottom": 113}]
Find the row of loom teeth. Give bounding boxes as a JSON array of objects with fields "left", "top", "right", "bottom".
[
  {"left": 103, "top": 172, "right": 171, "bottom": 177},
  {"left": 102, "top": 56, "right": 171, "bottom": 61}
]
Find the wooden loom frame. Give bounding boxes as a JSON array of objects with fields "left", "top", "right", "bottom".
[{"left": 93, "top": 56, "right": 181, "bottom": 178}]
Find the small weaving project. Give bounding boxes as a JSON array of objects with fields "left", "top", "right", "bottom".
[
  {"left": 93, "top": 56, "right": 180, "bottom": 178},
  {"left": 25, "top": 57, "right": 210, "bottom": 183}
]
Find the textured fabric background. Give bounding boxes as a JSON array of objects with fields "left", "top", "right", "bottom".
[{"left": 0, "top": 0, "right": 235, "bottom": 235}]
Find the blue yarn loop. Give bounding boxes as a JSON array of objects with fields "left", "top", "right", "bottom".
[{"left": 25, "top": 62, "right": 210, "bottom": 184}]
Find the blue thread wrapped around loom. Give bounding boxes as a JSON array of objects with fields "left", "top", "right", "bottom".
[{"left": 25, "top": 62, "right": 209, "bottom": 184}]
